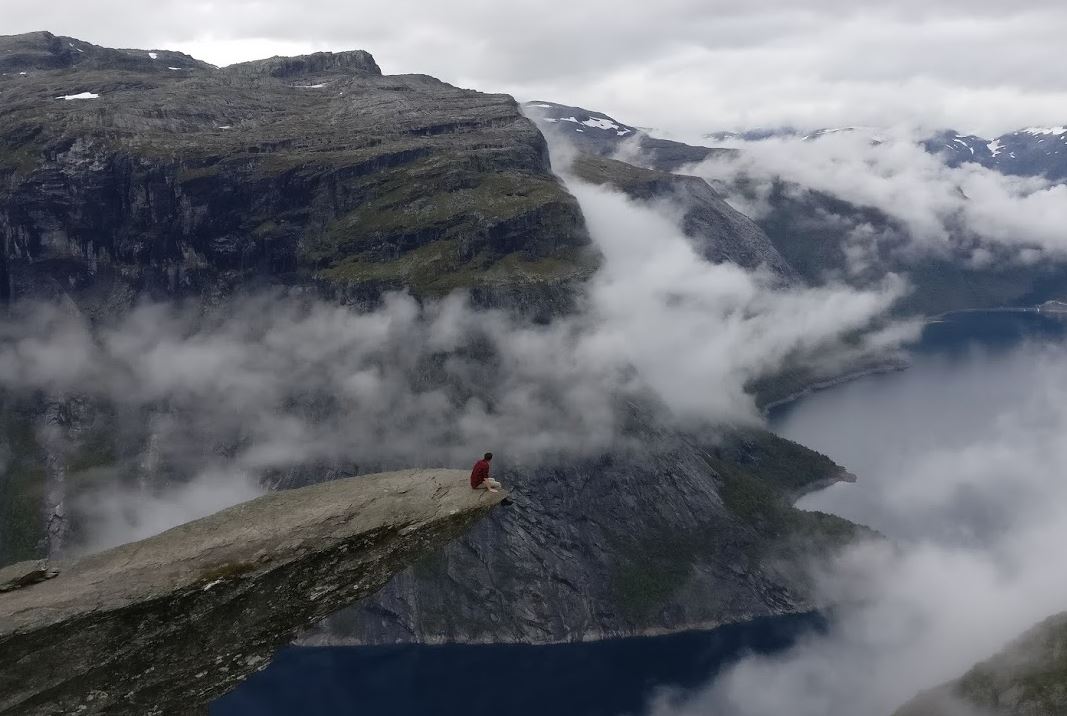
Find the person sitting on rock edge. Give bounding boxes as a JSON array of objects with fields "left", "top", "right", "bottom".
[{"left": 470, "top": 452, "right": 501, "bottom": 492}]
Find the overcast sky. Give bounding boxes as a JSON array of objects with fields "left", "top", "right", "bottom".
[{"left": 6, "top": 1, "right": 1066, "bottom": 136}]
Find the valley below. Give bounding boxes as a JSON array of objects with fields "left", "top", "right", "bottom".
[{"left": 213, "top": 311, "right": 1067, "bottom": 716}]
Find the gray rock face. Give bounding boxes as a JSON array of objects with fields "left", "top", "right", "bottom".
[
  {"left": 227, "top": 50, "right": 381, "bottom": 78},
  {"left": 0, "top": 559, "right": 58, "bottom": 593},
  {"left": 569, "top": 154, "right": 797, "bottom": 280},
  {"left": 313, "top": 416, "right": 863, "bottom": 645},
  {"left": 0, "top": 31, "right": 213, "bottom": 75},
  {"left": 0, "top": 33, "right": 594, "bottom": 318},
  {"left": 0, "top": 469, "right": 503, "bottom": 715}
]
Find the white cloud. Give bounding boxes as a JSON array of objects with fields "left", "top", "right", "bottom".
[
  {"left": 73, "top": 467, "right": 264, "bottom": 553},
  {"left": 687, "top": 130, "right": 1067, "bottom": 260}
]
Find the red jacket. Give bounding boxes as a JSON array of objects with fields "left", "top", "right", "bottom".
[{"left": 470, "top": 459, "right": 490, "bottom": 488}]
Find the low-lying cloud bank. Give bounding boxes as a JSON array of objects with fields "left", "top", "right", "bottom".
[
  {"left": 0, "top": 182, "right": 911, "bottom": 550},
  {"left": 688, "top": 130, "right": 1067, "bottom": 267},
  {"left": 647, "top": 338, "right": 1067, "bottom": 716},
  {"left": 569, "top": 183, "right": 912, "bottom": 420}
]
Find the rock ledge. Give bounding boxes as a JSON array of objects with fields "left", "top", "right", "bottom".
[{"left": 0, "top": 469, "right": 503, "bottom": 715}]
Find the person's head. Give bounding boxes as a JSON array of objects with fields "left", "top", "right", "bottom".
[{"left": 484, "top": 452, "right": 493, "bottom": 461}]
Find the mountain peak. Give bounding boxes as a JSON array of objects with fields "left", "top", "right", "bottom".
[
  {"left": 225, "top": 49, "right": 381, "bottom": 78},
  {"left": 523, "top": 100, "right": 637, "bottom": 137},
  {"left": 0, "top": 31, "right": 213, "bottom": 73},
  {"left": 0, "top": 32, "right": 382, "bottom": 78}
]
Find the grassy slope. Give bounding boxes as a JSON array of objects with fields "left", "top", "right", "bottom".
[{"left": 895, "top": 612, "right": 1067, "bottom": 716}]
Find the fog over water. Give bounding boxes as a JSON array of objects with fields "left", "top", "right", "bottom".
[
  {"left": 785, "top": 326, "right": 1067, "bottom": 545},
  {"left": 649, "top": 317, "right": 1067, "bottom": 716},
  {"left": 214, "top": 316, "right": 1067, "bottom": 716}
]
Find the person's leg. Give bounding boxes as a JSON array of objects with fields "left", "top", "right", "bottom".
[{"left": 486, "top": 478, "right": 501, "bottom": 489}]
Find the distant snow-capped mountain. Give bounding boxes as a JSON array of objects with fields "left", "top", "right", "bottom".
[
  {"left": 523, "top": 101, "right": 732, "bottom": 171},
  {"left": 925, "top": 127, "right": 1067, "bottom": 181},
  {"left": 524, "top": 101, "right": 638, "bottom": 138},
  {"left": 526, "top": 99, "right": 1067, "bottom": 184},
  {"left": 704, "top": 123, "right": 1067, "bottom": 182},
  {"left": 704, "top": 128, "right": 799, "bottom": 142}
]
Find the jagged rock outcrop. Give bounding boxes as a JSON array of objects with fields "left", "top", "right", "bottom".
[
  {"left": 0, "top": 32, "right": 595, "bottom": 318},
  {"left": 893, "top": 612, "right": 1067, "bottom": 716},
  {"left": 227, "top": 50, "right": 381, "bottom": 78},
  {"left": 0, "top": 469, "right": 503, "bottom": 715}
]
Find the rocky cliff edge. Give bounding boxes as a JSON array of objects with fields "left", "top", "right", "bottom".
[{"left": 0, "top": 468, "right": 504, "bottom": 715}]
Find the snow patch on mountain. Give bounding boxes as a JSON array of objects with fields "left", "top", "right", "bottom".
[
  {"left": 581, "top": 117, "right": 622, "bottom": 131},
  {"left": 954, "top": 137, "right": 975, "bottom": 155},
  {"left": 1022, "top": 127, "right": 1067, "bottom": 137}
]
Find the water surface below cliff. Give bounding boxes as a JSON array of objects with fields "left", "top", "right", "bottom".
[
  {"left": 773, "top": 310, "right": 1066, "bottom": 542},
  {"left": 212, "top": 614, "right": 824, "bottom": 716}
]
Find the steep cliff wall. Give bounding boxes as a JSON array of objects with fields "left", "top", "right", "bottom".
[
  {"left": 0, "top": 32, "right": 594, "bottom": 318},
  {"left": 313, "top": 421, "right": 863, "bottom": 645}
]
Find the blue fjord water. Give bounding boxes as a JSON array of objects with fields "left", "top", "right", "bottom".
[
  {"left": 212, "top": 614, "right": 824, "bottom": 716},
  {"left": 213, "top": 310, "right": 1065, "bottom": 716}
]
